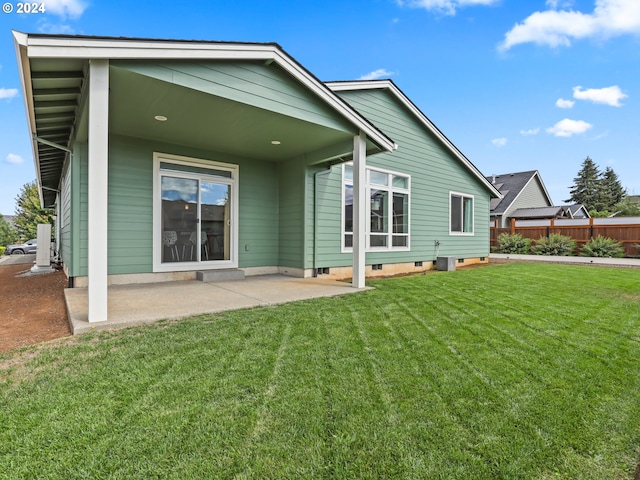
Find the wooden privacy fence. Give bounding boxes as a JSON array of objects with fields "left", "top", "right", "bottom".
[{"left": 490, "top": 217, "right": 640, "bottom": 257}]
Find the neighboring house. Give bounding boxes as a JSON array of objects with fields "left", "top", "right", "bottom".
[
  {"left": 14, "top": 32, "right": 500, "bottom": 323},
  {"left": 487, "top": 170, "right": 589, "bottom": 227},
  {"left": 562, "top": 204, "right": 590, "bottom": 219},
  {"left": 487, "top": 170, "right": 553, "bottom": 227},
  {"left": 508, "top": 204, "right": 590, "bottom": 221}
]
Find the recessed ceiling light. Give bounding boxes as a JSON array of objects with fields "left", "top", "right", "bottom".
[
  {"left": 154, "top": 115, "right": 168, "bottom": 122},
  {"left": 271, "top": 140, "right": 281, "bottom": 145}
]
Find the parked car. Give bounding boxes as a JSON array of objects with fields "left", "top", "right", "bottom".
[{"left": 5, "top": 239, "right": 37, "bottom": 255}]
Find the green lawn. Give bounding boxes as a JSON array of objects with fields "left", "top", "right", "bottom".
[{"left": 1, "top": 263, "right": 639, "bottom": 479}]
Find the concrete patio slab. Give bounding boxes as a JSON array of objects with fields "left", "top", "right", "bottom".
[{"left": 65, "top": 275, "right": 368, "bottom": 334}]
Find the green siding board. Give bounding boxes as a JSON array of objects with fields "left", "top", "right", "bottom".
[
  {"left": 107, "top": 136, "right": 154, "bottom": 274},
  {"left": 76, "top": 142, "right": 88, "bottom": 277},
  {"left": 308, "top": 88, "right": 491, "bottom": 268},
  {"left": 116, "top": 61, "right": 352, "bottom": 133},
  {"left": 59, "top": 160, "right": 72, "bottom": 273},
  {"left": 278, "top": 159, "right": 305, "bottom": 268},
  {"left": 238, "top": 159, "right": 279, "bottom": 268}
]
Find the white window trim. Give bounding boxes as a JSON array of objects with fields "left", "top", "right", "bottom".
[
  {"left": 449, "top": 191, "right": 474, "bottom": 236},
  {"left": 153, "top": 152, "right": 239, "bottom": 273},
  {"left": 342, "top": 163, "right": 411, "bottom": 253}
]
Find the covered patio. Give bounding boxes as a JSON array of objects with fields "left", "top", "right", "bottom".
[
  {"left": 64, "top": 275, "right": 370, "bottom": 334},
  {"left": 14, "top": 32, "right": 397, "bottom": 324}
]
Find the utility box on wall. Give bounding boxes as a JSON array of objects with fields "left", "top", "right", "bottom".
[
  {"left": 31, "top": 223, "right": 54, "bottom": 273},
  {"left": 436, "top": 256, "right": 456, "bottom": 272}
]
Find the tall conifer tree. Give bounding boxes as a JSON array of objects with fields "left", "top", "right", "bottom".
[
  {"left": 600, "top": 166, "right": 626, "bottom": 211},
  {"left": 565, "top": 157, "right": 604, "bottom": 211}
]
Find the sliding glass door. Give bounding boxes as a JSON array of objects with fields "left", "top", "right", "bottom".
[{"left": 155, "top": 154, "right": 237, "bottom": 271}]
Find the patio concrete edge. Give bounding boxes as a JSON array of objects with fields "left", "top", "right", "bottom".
[{"left": 489, "top": 253, "right": 640, "bottom": 269}]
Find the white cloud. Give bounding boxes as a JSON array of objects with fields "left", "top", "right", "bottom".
[
  {"left": 499, "top": 0, "right": 640, "bottom": 51},
  {"left": 0, "top": 88, "right": 18, "bottom": 100},
  {"left": 492, "top": 137, "right": 507, "bottom": 147},
  {"left": 573, "top": 85, "right": 627, "bottom": 106},
  {"left": 546, "top": 118, "right": 593, "bottom": 137},
  {"left": 556, "top": 98, "right": 575, "bottom": 108},
  {"left": 43, "top": 0, "right": 88, "bottom": 18},
  {"left": 397, "top": 0, "right": 499, "bottom": 16},
  {"left": 6, "top": 154, "right": 24, "bottom": 165},
  {"left": 37, "top": 21, "right": 77, "bottom": 34},
  {"left": 358, "top": 69, "right": 395, "bottom": 80},
  {"left": 546, "top": 0, "right": 574, "bottom": 8},
  {"left": 520, "top": 128, "right": 540, "bottom": 135}
]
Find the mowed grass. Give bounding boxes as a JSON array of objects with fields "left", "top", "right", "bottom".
[{"left": 1, "top": 263, "right": 640, "bottom": 479}]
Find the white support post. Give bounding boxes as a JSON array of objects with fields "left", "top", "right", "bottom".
[
  {"left": 88, "top": 59, "right": 109, "bottom": 322},
  {"left": 352, "top": 131, "right": 367, "bottom": 288}
]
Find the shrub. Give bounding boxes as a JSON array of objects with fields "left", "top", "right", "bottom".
[
  {"left": 0, "top": 246, "right": 4, "bottom": 256},
  {"left": 496, "top": 233, "right": 531, "bottom": 254},
  {"left": 532, "top": 233, "right": 576, "bottom": 256},
  {"left": 580, "top": 236, "right": 625, "bottom": 258}
]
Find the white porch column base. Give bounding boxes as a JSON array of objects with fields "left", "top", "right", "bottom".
[
  {"left": 352, "top": 131, "right": 367, "bottom": 288},
  {"left": 88, "top": 59, "right": 109, "bottom": 322}
]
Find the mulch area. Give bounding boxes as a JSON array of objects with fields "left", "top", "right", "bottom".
[{"left": 0, "top": 259, "right": 71, "bottom": 353}]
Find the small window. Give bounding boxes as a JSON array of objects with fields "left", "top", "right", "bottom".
[{"left": 450, "top": 192, "right": 474, "bottom": 235}]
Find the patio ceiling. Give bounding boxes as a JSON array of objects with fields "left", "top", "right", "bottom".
[
  {"left": 27, "top": 59, "right": 378, "bottom": 208},
  {"left": 102, "top": 66, "right": 360, "bottom": 162}
]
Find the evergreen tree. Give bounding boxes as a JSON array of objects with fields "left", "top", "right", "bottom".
[
  {"left": 12, "top": 181, "right": 55, "bottom": 241},
  {"left": 600, "top": 166, "right": 626, "bottom": 211},
  {"left": 565, "top": 157, "right": 604, "bottom": 211},
  {"left": 613, "top": 196, "right": 640, "bottom": 216},
  {"left": 0, "top": 214, "right": 17, "bottom": 246}
]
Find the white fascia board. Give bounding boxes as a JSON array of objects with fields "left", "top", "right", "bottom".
[
  {"left": 13, "top": 31, "right": 45, "bottom": 206},
  {"left": 19, "top": 33, "right": 395, "bottom": 154},
  {"left": 327, "top": 80, "right": 503, "bottom": 199},
  {"left": 327, "top": 80, "right": 388, "bottom": 91},
  {"left": 532, "top": 171, "right": 554, "bottom": 206}
]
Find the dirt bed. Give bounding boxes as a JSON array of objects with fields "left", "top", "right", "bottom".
[{"left": 0, "top": 258, "right": 70, "bottom": 353}]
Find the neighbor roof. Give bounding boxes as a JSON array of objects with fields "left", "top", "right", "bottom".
[
  {"left": 486, "top": 170, "right": 552, "bottom": 215},
  {"left": 327, "top": 79, "right": 502, "bottom": 198},
  {"left": 510, "top": 206, "right": 563, "bottom": 219}
]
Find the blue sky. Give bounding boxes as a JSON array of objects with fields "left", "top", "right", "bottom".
[{"left": 1, "top": 0, "right": 638, "bottom": 214}]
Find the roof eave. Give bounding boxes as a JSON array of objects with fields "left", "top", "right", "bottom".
[
  {"left": 13, "top": 31, "right": 48, "bottom": 208},
  {"left": 16, "top": 31, "right": 396, "bottom": 155}
]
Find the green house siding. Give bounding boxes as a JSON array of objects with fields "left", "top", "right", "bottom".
[
  {"left": 107, "top": 136, "right": 154, "bottom": 275},
  {"left": 305, "top": 166, "right": 342, "bottom": 269},
  {"left": 278, "top": 159, "right": 305, "bottom": 268},
  {"left": 308, "top": 88, "right": 491, "bottom": 268},
  {"left": 69, "top": 134, "right": 289, "bottom": 277},
  {"left": 59, "top": 161, "right": 72, "bottom": 272},
  {"left": 238, "top": 160, "right": 280, "bottom": 268}
]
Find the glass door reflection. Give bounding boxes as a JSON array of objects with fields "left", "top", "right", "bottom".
[
  {"left": 161, "top": 175, "right": 198, "bottom": 263},
  {"left": 200, "top": 180, "right": 230, "bottom": 261}
]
